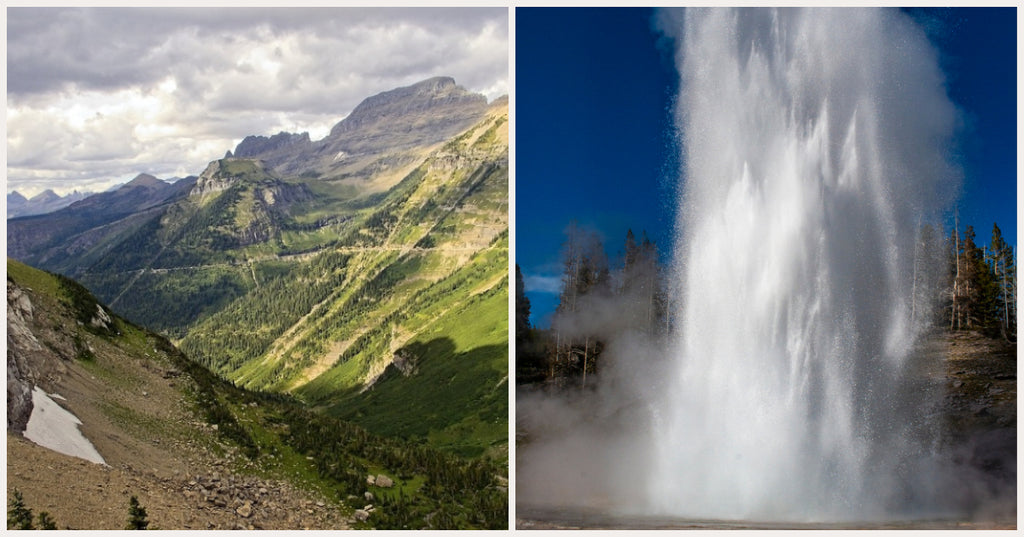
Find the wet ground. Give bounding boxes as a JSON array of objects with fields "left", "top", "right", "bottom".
[{"left": 516, "top": 505, "right": 1013, "bottom": 530}]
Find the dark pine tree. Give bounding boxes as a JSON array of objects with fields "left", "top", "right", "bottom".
[
  {"left": 515, "top": 264, "right": 547, "bottom": 384},
  {"left": 37, "top": 511, "right": 57, "bottom": 530},
  {"left": 8, "top": 489, "right": 34, "bottom": 530},
  {"left": 126, "top": 496, "right": 149, "bottom": 530}
]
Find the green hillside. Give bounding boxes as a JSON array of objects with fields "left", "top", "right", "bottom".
[
  {"left": 7, "top": 258, "right": 507, "bottom": 529},
  {"left": 8, "top": 83, "right": 509, "bottom": 466},
  {"left": 178, "top": 107, "right": 509, "bottom": 458}
]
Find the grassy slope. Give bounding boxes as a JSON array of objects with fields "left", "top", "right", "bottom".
[
  {"left": 73, "top": 160, "right": 374, "bottom": 339},
  {"left": 7, "top": 258, "right": 507, "bottom": 529},
  {"left": 320, "top": 286, "right": 507, "bottom": 460},
  {"left": 299, "top": 235, "right": 509, "bottom": 459},
  {"left": 178, "top": 107, "right": 509, "bottom": 458},
  {"left": 20, "top": 104, "right": 509, "bottom": 463}
]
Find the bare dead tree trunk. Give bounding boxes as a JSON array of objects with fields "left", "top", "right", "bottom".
[
  {"left": 911, "top": 228, "right": 920, "bottom": 326},
  {"left": 952, "top": 215, "right": 960, "bottom": 331},
  {"left": 580, "top": 336, "right": 589, "bottom": 389},
  {"left": 551, "top": 331, "right": 560, "bottom": 380}
]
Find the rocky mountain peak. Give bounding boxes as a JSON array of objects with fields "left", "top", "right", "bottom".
[
  {"left": 328, "top": 76, "right": 487, "bottom": 139},
  {"left": 191, "top": 160, "right": 237, "bottom": 198},
  {"left": 8, "top": 191, "right": 29, "bottom": 217},
  {"left": 122, "top": 173, "right": 164, "bottom": 189},
  {"left": 234, "top": 131, "right": 311, "bottom": 159},
  {"left": 30, "top": 189, "right": 60, "bottom": 203},
  {"left": 212, "top": 77, "right": 492, "bottom": 178}
]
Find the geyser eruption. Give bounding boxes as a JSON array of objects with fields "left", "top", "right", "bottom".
[{"left": 653, "top": 8, "right": 959, "bottom": 521}]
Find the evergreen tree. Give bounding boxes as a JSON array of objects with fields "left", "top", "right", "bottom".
[
  {"left": 37, "top": 512, "right": 57, "bottom": 530},
  {"left": 515, "top": 264, "right": 547, "bottom": 384},
  {"left": 515, "top": 264, "right": 532, "bottom": 338},
  {"left": 8, "top": 489, "right": 34, "bottom": 530},
  {"left": 126, "top": 496, "right": 149, "bottom": 530},
  {"left": 989, "top": 223, "right": 1017, "bottom": 339},
  {"left": 946, "top": 222, "right": 1011, "bottom": 335}
]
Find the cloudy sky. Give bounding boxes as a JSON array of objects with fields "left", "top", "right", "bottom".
[{"left": 7, "top": 7, "right": 508, "bottom": 197}]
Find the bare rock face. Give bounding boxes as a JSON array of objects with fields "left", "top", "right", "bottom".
[
  {"left": 329, "top": 76, "right": 487, "bottom": 142},
  {"left": 391, "top": 349, "right": 417, "bottom": 377},
  {"left": 8, "top": 282, "right": 40, "bottom": 431},
  {"left": 234, "top": 132, "right": 311, "bottom": 159},
  {"left": 189, "top": 161, "right": 236, "bottom": 199},
  {"left": 7, "top": 356, "right": 34, "bottom": 433},
  {"left": 374, "top": 474, "right": 393, "bottom": 488},
  {"left": 89, "top": 303, "right": 114, "bottom": 332},
  {"left": 320, "top": 76, "right": 489, "bottom": 160},
  {"left": 7, "top": 281, "right": 71, "bottom": 432},
  {"left": 235, "top": 77, "right": 491, "bottom": 178}
]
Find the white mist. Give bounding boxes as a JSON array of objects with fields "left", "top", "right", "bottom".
[{"left": 652, "top": 8, "right": 959, "bottom": 521}]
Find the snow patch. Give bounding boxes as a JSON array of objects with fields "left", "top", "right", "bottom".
[{"left": 23, "top": 387, "right": 106, "bottom": 465}]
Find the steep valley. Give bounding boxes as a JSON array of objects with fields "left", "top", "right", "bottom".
[
  {"left": 7, "top": 260, "right": 350, "bottom": 529},
  {"left": 7, "top": 258, "right": 507, "bottom": 529},
  {"left": 7, "top": 77, "right": 509, "bottom": 529}
]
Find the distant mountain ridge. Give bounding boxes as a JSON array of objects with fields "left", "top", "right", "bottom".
[
  {"left": 120, "top": 173, "right": 164, "bottom": 189},
  {"left": 7, "top": 174, "right": 183, "bottom": 220},
  {"left": 8, "top": 77, "right": 502, "bottom": 278},
  {"left": 7, "top": 174, "right": 195, "bottom": 265},
  {"left": 7, "top": 189, "right": 91, "bottom": 219}
]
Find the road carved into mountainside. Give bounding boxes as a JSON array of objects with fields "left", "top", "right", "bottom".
[{"left": 80, "top": 245, "right": 506, "bottom": 279}]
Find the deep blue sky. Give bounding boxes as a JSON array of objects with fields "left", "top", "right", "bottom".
[
  {"left": 516, "top": 7, "right": 1016, "bottom": 327},
  {"left": 516, "top": 8, "right": 679, "bottom": 327},
  {"left": 909, "top": 8, "right": 1018, "bottom": 248}
]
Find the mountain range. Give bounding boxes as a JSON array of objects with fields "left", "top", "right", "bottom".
[
  {"left": 7, "top": 76, "right": 509, "bottom": 529},
  {"left": 7, "top": 189, "right": 91, "bottom": 219}
]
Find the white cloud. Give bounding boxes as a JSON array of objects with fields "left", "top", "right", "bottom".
[
  {"left": 525, "top": 274, "right": 563, "bottom": 295},
  {"left": 6, "top": 7, "right": 508, "bottom": 197}
]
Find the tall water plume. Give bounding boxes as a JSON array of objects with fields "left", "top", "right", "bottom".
[{"left": 652, "top": 8, "right": 960, "bottom": 521}]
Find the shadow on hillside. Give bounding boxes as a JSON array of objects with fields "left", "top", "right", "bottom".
[{"left": 329, "top": 337, "right": 508, "bottom": 450}]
